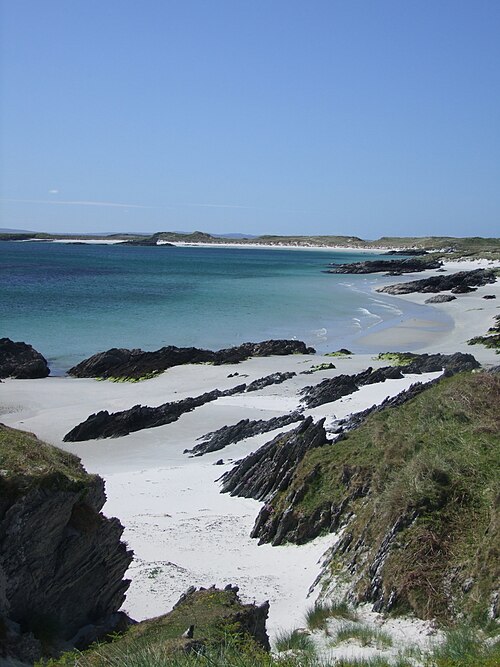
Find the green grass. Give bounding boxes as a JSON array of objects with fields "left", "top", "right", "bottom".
[
  {"left": 430, "top": 624, "right": 500, "bottom": 667},
  {"left": 333, "top": 624, "right": 393, "bottom": 649},
  {"left": 259, "top": 372, "right": 500, "bottom": 622},
  {"left": 273, "top": 628, "right": 316, "bottom": 654},
  {"left": 375, "top": 352, "right": 417, "bottom": 366},
  {"left": 305, "top": 601, "right": 358, "bottom": 630},
  {"left": 324, "top": 349, "right": 353, "bottom": 357},
  {"left": 0, "top": 424, "right": 91, "bottom": 496},
  {"left": 468, "top": 314, "right": 500, "bottom": 353}
]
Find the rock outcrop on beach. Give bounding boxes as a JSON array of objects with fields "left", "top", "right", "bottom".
[
  {"left": 424, "top": 294, "right": 457, "bottom": 303},
  {"left": 228, "top": 371, "right": 500, "bottom": 624},
  {"left": 68, "top": 340, "right": 315, "bottom": 380},
  {"left": 300, "top": 365, "right": 404, "bottom": 409},
  {"left": 245, "top": 371, "right": 296, "bottom": 392},
  {"left": 0, "top": 338, "right": 50, "bottom": 379},
  {"left": 64, "top": 384, "right": 247, "bottom": 441},
  {"left": 186, "top": 411, "right": 305, "bottom": 457},
  {"left": 299, "top": 352, "right": 478, "bottom": 409},
  {"left": 377, "top": 268, "right": 496, "bottom": 295},
  {"left": 0, "top": 424, "right": 133, "bottom": 664},
  {"left": 324, "top": 258, "right": 441, "bottom": 274},
  {"left": 221, "top": 417, "right": 327, "bottom": 509}
]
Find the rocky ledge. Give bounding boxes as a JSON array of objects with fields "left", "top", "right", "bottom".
[
  {"left": 68, "top": 339, "right": 315, "bottom": 380},
  {"left": 64, "top": 384, "right": 247, "bottom": 441},
  {"left": 0, "top": 338, "right": 50, "bottom": 379},
  {"left": 186, "top": 411, "right": 305, "bottom": 457},
  {"left": 0, "top": 424, "right": 133, "bottom": 664},
  {"left": 220, "top": 417, "right": 327, "bottom": 508},
  {"left": 299, "top": 353, "right": 479, "bottom": 409},
  {"left": 324, "top": 258, "right": 441, "bottom": 275},
  {"left": 377, "top": 267, "right": 496, "bottom": 295}
]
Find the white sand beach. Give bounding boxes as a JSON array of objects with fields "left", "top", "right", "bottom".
[{"left": 0, "top": 257, "right": 498, "bottom": 649}]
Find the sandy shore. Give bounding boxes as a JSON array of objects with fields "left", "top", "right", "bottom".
[{"left": 0, "top": 257, "right": 498, "bottom": 644}]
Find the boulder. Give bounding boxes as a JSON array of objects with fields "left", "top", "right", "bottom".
[
  {"left": 0, "top": 338, "right": 50, "bottom": 379},
  {"left": 424, "top": 294, "right": 457, "bottom": 303}
]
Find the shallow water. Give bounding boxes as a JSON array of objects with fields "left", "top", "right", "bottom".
[{"left": 0, "top": 241, "right": 450, "bottom": 371}]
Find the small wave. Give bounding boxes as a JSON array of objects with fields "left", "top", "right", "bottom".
[
  {"left": 357, "top": 307, "right": 381, "bottom": 320},
  {"left": 312, "top": 327, "right": 328, "bottom": 338}
]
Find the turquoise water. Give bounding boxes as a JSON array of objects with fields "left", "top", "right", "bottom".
[{"left": 0, "top": 241, "right": 448, "bottom": 372}]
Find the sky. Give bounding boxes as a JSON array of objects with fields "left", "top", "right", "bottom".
[{"left": 1, "top": 0, "right": 499, "bottom": 238}]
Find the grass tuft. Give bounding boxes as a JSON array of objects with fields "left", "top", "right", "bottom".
[
  {"left": 333, "top": 623, "right": 393, "bottom": 649},
  {"left": 305, "top": 601, "right": 358, "bottom": 630},
  {"left": 273, "top": 628, "right": 315, "bottom": 654}
]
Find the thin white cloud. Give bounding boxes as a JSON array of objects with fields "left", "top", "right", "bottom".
[
  {"left": 48, "top": 189, "right": 59, "bottom": 194},
  {"left": 2, "top": 198, "right": 151, "bottom": 209}
]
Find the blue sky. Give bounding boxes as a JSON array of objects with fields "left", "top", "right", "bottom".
[{"left": 1, "top": 0, "right": 499, "bottom": 238}]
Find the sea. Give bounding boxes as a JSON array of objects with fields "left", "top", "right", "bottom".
[{"left": 0, "top": 241, "right": 451, "bottom": 374}]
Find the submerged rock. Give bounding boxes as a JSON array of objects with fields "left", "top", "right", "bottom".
[{"left": 0, "top": 338, "right": 50, "bottom": 379}]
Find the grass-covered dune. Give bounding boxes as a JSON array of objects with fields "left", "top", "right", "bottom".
[{"left": 253, "top": 371, "right": 500, "bottom": 624}]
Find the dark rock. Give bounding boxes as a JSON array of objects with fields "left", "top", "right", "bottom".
[
  {"left": 324, "top": 258, "right": 441, "bottom": 274},
  {"left": 300, "top": 366, "right": 404, "bottom": 409},
  {"left": 451, "top": 285, "right": 477, "bottom": 294},
  {"left": 424, "top": 294, "right": 457, "bottom": 303},
  {"left": 0, "top": 425, "right": 133, "bottom": 663},
  {"left": 69, "top": 340, "right": 315, "bottom": 380},
  {"left": 186, "top": 412, "right": 305, "bottom": 456},
  {"left": 220, "top": 417, "right": 327, "bottom": 506},
  {"left": 0, "top": 338, "right": 50, "bottom": 379},
  {"left": 378, "top": 268, "right": 496, "bottom": 295},
  {"left": 483, "top": 294, "right": 496, "bottom": 300},
  {"left": 214, "top": 459, "right": 224, "bottom": 465},
  {"left": 245, "top": 371, "right": 296, "bottom": 392},
  {"left": 64, "top": 384, "right": 247, "bottom": 441},
  {"left": 402, "top": 352, "right": 480, "bottom": 374}
]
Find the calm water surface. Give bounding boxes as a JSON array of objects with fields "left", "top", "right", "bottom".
[{"left": 0, "top": 242, "right": 448, "bottom": 372}]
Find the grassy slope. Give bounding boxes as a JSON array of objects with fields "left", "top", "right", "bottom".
[
  {"left": 0, "top": 424, "right": 91, "bottom": 498},
  {"left": 43, "top": 589, "right": 269, "bottom": 666},
  {"left": 267, "top": 372, "right": 500, "bottom": 622}
]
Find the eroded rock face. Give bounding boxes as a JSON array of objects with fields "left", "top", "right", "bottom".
[
  {"left": 377, "top": 268, "right": 496, "bottom": 295},
  {"left": 220, "top": 417, "right": 327, "bottom": 509},
  {"left": 0, "top": 426, "right": 133, "bottom": 663},
  {"left": 0, "top": 338, "right": 50, "bottom": 379},
  {"left": 68, "top": 340, "right": 315, "bottom": 380}
]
